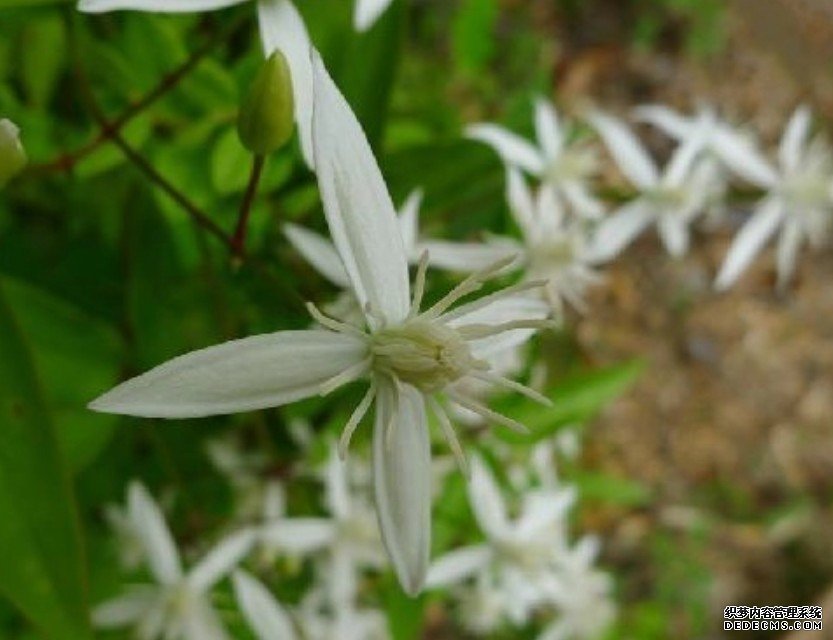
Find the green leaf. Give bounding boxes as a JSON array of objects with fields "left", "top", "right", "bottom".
[
  {"left": 0, "top": 281, "right": 90, "bottom": 640},
  {"left": 383, "top": 574, "right": 425, "bottom": 640},
  {"left": 452, "top": 0, "right": 499, "bottom": 75},
  {"left": 494, "top": 360, "right": 644, "bottom": 445},
  {"left": 19, "top": 15, "right": 66, "bottom": 108},
  {"left": 1, "top": 276, "right": 122, "bottom": 472}
]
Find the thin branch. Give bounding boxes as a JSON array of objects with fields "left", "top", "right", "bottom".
[{"left": 231, "top": 154, "right": 266, "bottom": 257}]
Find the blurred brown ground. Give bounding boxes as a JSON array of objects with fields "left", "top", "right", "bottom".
[{"left": 541, "top": 1, "right": 833, "bottom": 638}]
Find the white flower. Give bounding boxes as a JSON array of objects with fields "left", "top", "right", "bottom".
[
  {"left": 89, "top": 53, "right": 551, "bottom": 595},
  {"left": 206, "top": 436, "right": 276, "bottom": 522},
  {"left": 103, "top": 501, "right": 146, "bottom": 572},
  {"left": 427, "top": 455, "right": 576, "bottom": 625},
  {"left": 0, "top": 118, "right": 27, "bottom": 186},
  {"left": 353, "top": 0, "right": 394, "bottom": 32},
  {"left": 588, "top": 112, "right": 714, "bottom": 260},
  {"left": 232, "top": 570, "right": 298, "bottom": 640},
  {"left": 537, "top": 537, "right": 616, "bottom": 640},
  {"left": 93, "top": 482, "right": 255, "bottom": 640},
  {"left": 78, "top": 0, "right": 316, "bottom": 165},
  {"left": 714, "top": 106, "right": 833, "bottom": 290},
  {"left": 258, "top": 444, "right": 385, "bottom": 603},
  {"left": 466, "top": 98, "right": 603, "bottom": 219}
]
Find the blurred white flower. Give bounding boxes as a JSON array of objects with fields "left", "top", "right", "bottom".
[
  {"left": 103, "top": 501, "right": 145, "bottom": 572},
  {"left": 353, "top": 0, "right": 394, "bottom": 31},
  {"left": 206, "top": 436, "right": 275, "bottom": 521},
  {"left": 0, "top": 119, "right": 27, "bottom": 186},
  {"left": 714, "top": 106, "right": 833, "bottom": 290},
  {"left": 78, "top": 0, "right": 316, "bottom": 165},
  {"left": 427, "top": 455, "right": 576, "bottom": 626},
  {"left": 467, "top": 99, "right": 603, "bottom": 219},
  {"left": 232, "top": 571, "right": 389, "bottom": 640},
  {"left": 89, "top": 54, "right": 552, "bottom": 595},
  {"left": 259, "top": 444, "right": 385, "bottom": 603},
  {"left": 93, "top": 482, "right": 255, "bottom": 640},
  {"left": 538, "top": 537, "right": 616, "bottom": 640},
  {"left": 588, "top": 112, "right": 714, "bottom": 260}
]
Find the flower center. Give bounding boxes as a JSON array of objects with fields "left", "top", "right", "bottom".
[
  {"left": 370, "top": 319, "right": 483, "bottom": 392},
  {"left": 645, "top": 186, "right": 688, "bottom": 209},
  {"left": 546, "top": 148, "right": 597, "bottom": 183},
  {"left": 529, "top": 237, "right": 576, "bottom": 274},
  {"left": 781, "top": 173, "right": 830, "bottom": 209}
]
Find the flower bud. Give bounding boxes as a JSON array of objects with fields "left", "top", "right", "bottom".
[
  {"left": 0, "top": 119, "right": 27, "bottom": 186},
  {"left": 237, "top": 50, "right": 295, "bottom": 156}
]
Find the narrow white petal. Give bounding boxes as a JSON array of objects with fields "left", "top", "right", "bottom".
[
  {"left": 506, "top": 167, "right": 538, "bottom": 237},
  {"left": 326, "top": 445, "right": 351, "bottom": 520},
  {"left": 561, "top": 182, "right": 604, "bottom": 219},
  {"left": 92, "top": 590, "right": 156, "bottom": 628},
  {"left": 587, "top": 200, "right": 654, "bottom": 262},
  {"left": 353, "top": 0, "right": 394, "bottom": 31},
  {"left": 233, "top": 571, "right": 298, "bottom": 640},
  {"left": 715, "top": 199, "right": 785, "bottom": 290},
  {"left": 260, "top": 518, "right": 336, "bottom": 554},
  {"left": 468, "top": 455, "right": 509, "bottom": 540},
  {"left": 778, "top": 105, "right": 812, "bottom": 174},
  {"left": 373, "top": 382, "right": 431, "bottom": 596},
  {"left": 631, "top": 104, "right": 692, "bottom": 140},
  {"left": 128, "top": 482, "right": 183, "bottom": 585},
  {"left": 589, "top": 112, "right": 658, "bottom": 188},
  {"left": 397, "top": 189, "right": 424, "bottom": 258},
  {"left": 709, "top": 126, "right": 778, "bottom": 188},
  {"left": 447, "top": 295, "right": 550, "bottom": 358},
  {"left": 311, "top": 52, "right": 411, "bottom": 327},
  {"left": 535, "top": 183, "right": 565, "bottom": 236},
  {"left": 465, "top": 124, "right": 545, "bottom": 175},
  {"left": 775, "top": 220, "right": 803, "bottom": 290},
  {"left": 516, "top": 488, "right": 575, "bottom": 539},
  {"left": 426, "top": 545, "right": 491, "bottom": 588},
  {"left": 328, "top": 547, "right": 358, "bottom": 604},
  {"left": 257, "top": 0, "right": 315, "bottom": 167},
  {"left": 182, "top": 597, "right": 231, "bottom": 640},
  {"left": 662, "top": 124, "right": 709, "bottom": 188},
  {"left": 534, "top": 98, "right": 563, "bottom": 161},
  {"left": 657, "top": 217, "right": 689, "bottom": 257},
  {"left": 418, "top": 240, "right": 522, "bottom": 273},
  {"left": 284, "top": 223, "right": 350, "bottom": 287},
  {"left": 189, "top": 529, "right": 256, "bottom": 591},
  {"left": 79, "top": 0, "right": 245, "bottom": 12},
  {"left": 90, "top": 331, "right": 367, "bottom": 418}
]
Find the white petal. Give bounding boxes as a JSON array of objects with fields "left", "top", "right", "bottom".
[
  {"left": 311, "top": 52, "right": 410, "bottom": 327},
  {"left": 709, "top": 126, "right": 778, "bottom": 188},
  {"left": 775, "top": 220, "right": 803, "bottom": 290},
  {"left": 631, "top": 104, "right": 692, "bottom": 140},
  {"left": 465, "top": 124, "right": 545, "bottom": 175},
  {"left": 715, "top": 199, "right": 785, "bottom": 290},
  {"left": 128, "top": 482, "right": 183, "bottom": 585},
  {"left": 445, "top": 295, "right": 550, "bottom": 358},
  {"left": 284, "top": 223, "right": 350, "bottom": 287},
  {"left": 535, "top": 183, "right": 565, "bottom": 236},
  {"left": 79, "top": 0, "right": 245, "bottom": 12},
  {"left": 353, "top": 0, "right": 393, "bottom": 31},
  {"left": 561, "top": 182, "right": 604, "bottom": 220},
  {"left": 516, "top": 488, "right": 575, "bottom": 540},
  {"left": 534, "top": 98, "right": 563, "bottom": 161},
  {"left": 373, "top": 381, "right": 431, "bottom": 596},
  {"left": 260, "top": 518, "right": 336, "bottom": 554},
  {"left": 326, "top": 445, "right": 351, "bottom": 520},
  {"left": 92, "top": 589, "right": 156, "bottom": 628},
  {"left": 189, "top": 529, "right": 256, "bottom": 591},
  {"left": 182, "top": 597, "right": 231, "bottom": 640},
  {"left": 89, "top": 330, "right": 368, "bottom": 418},
  {"left": 468, "top": 455, "right": 509, "bottom": 539},
  {"left": 418, "top": 240, "right": 522, "bottom": 273},
  {"left": 657, "top": 217, "right": 689, "bottom": 257},
  {"left": 506, "top": 167, "right": 537, "bottom": 237},
  {"left": 588, "top": 112, "right": 658, "bottom": 188},
  {"left": 587, "top": 200, "right": 654, "bottom": 262},
  {"left": 257, "top": 0, "right": 315, "bottom": 167},
  {"left": 779, "top": 105, "right": 812, "bottom": 174},
  {"left": 233, "top": 571, "right": 298, "bottom": 640},
  {"left": 397, "top": 189, "right": 424, "bottom": 257},
  {"left": 426, "top": 545, "right": 491, "bottom": 588},
  {"left": 662, "top": 124, "right": 708, "bottom": 188},
  {"left": 328, "top": 547, "right": 358, "bottom": 604}
]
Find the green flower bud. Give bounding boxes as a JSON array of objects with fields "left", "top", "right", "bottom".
[
  {"left": 0, "top": 119, "right": 27, "bottom": 186},
  {"left": 237, "top": 50, "right": 295, "bottom": 156}
]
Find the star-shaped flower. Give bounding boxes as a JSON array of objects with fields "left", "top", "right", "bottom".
[
  {"left": 90, "top": 53, "right": 552, "bottom": 595},
  {"left": 467, "top": 98, "right": 603, "bottom": 219},
  {"left": 93, "top": 482, "right": 255, "bottom": 640},
  {"left": 714, "top": 106, "right": 833, "bottom": 289}
]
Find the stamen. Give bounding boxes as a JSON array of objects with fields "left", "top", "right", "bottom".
[
  {"left": 438, "top": 279, "right": 549, "bottom": 323},
  {"left": 319, "top": 358, "right": 371, "bottom": 397},
  {"left": 446, "top": 390, "right": 530, "bottom": 434},
  {"left": 466, "top": 369, "right": 552, "bottom": 407},
  {"left": 457, "top": 318, "right": 558, "bottom": 340},
  {"left": 306, "top": 302, "right": 366, "bottom": 337},
  {"left": 409, "top": 250, "right": 430, "bottom": 319},
  {"left": 339, "top": 382, "right": 376, "bottom": 459},
  {"left": 428, "top": 396, "right": 468, "bottom": 477},
  {"left": 421, "top": 255, "right": 520, "bottom": 320}
]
